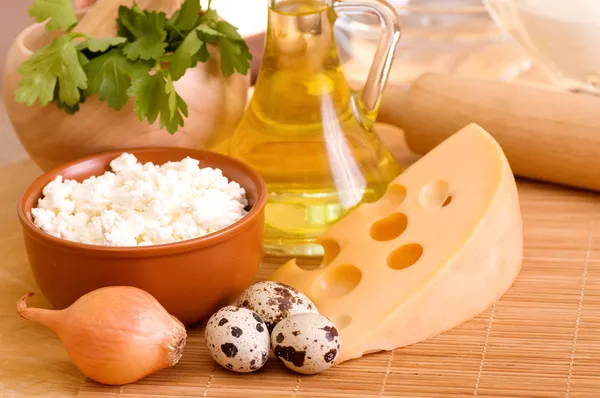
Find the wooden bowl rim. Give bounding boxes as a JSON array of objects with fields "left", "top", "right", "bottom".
[{"left": 17, "top": 147, "right": 267, "bottom": 258}]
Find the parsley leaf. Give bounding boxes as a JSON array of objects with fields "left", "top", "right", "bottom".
[
  {"left": 54, "top": 85, "right": 86, "bottom": 114},
  {"left": 29, "top": 0, "right": 77, "bottom": 32},
  {"left": 169, "top": 30, "right": 206, "bottom": 81},
  {"left": 214, "top": 19, "right": 252, "bottom": 76},
  {"left": 55, "top": 101, "right": 81, "bottom": 114},
  {"left": 168, "top": 0, "right": 201, "bottom": 33},
  {"left": 196, "top": 23, "right": 224, "bottom": 37},
  {"left": 128, "top": 70, "right": 188, "bottom": 134},
  {"left": 201, "top": 8, "right": 219, "bottom": 23},
  {"left": 116, "top": 4, "right": 139, "bottom": 41},
  {"left": 215, "top": 20, "right": 243, "bottom": 41},
  {"left": 84, "top": 49, "right": 151, "bottom": 110},
  {"left": 216, "top": 36, "right": 252, "bottom": 76},
  {"left": 117, "top": 6, "right": 168, "bottom": 61},
  {"left": 197, "top": 41, "right": 210, "bottom": 63},
  {"left": 77, "top": 37, "right": 128, "bottom": 53},
  {"left": 195, "top": 10, "right": 252, "bottom": 76},
  {"left": 77, "top": 51, "right": 90, "bottom": 66},
  {"left": 15, "top": 35, "right": 87, "bottom": 107},
  {"left": 164, "top": 73, "right": 187, "bottom": 122}
]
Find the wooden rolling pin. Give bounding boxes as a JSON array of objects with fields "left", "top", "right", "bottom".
[{"left": 377, "top": 73, "right": 600, "bottom": 193}]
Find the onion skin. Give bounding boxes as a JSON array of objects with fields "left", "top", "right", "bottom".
[{"left": 17, "top": 287, "right": 187, "bottom": 386}]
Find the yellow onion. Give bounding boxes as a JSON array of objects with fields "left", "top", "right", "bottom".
[{"left": 17, "top": 286, "right": 187, "bottom": 385}]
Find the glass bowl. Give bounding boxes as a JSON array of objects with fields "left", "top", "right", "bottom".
[
  {"left": 483, "top": 0, "right": 600, "bottom": 96},
  {"left": 335, "top": 0, "right": 531, "bottom": 85}
]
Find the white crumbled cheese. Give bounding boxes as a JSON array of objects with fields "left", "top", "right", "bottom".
[{"left": 31, "top": 153, "right": 249, "bottom": 247}]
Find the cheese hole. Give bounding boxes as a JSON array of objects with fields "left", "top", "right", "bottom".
[
  {"left": 331, "top": 314, "right": 352, "bottom": 330},
  {"left": 313, "top": 264, "right": 362, "bottom": 299},
  {"left": 419, "top": 180, "right": 449, "bottom": 208},
  {"left": 362, "top": 184, "right": 406, "bottom": 214},
  {"left": 387, "top": 244, "right": 423, "bottom": 270},
  {"left": 319, "top": 238, "right": 341, "bottom": 266},
  {"left": 370, "top": 212, "right": 408, "bottom": 241},
  {"left": 442, "top": 195, "right": 452, "bottom": 207}
]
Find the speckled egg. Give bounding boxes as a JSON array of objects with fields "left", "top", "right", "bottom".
[
  {"left": 237, "top": 281, "right": 318, "bottom": 332},
  {"left": 271, "top": 312, "right": 341, "bottom": 375},
  {"left": 205, "top": 306, "right": 270, "bottom": 373}
]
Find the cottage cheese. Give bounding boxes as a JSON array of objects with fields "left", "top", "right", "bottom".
[{"left": 31, "top": 153, "right": 249, "bottom": 246}]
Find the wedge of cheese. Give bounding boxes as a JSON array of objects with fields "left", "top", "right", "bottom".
[{"left": 269, "top": 123, "right": 523, "bottom": 363}]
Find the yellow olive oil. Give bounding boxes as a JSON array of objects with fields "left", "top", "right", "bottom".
[{"left": 209, "top": 0, "right": 401, "bottom": 257}]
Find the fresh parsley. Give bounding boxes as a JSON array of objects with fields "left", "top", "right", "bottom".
[
  {"left": 15, "top": 0, "right": 252, "bottom": 134},
  {"left": 117, "top": 6, "right": 168, "bottom": 61},
  {"left": 128, "top": 70, "right": 188, "bottom": 134},
  {"left": 28, "top": 0, "right": 78, "bottom": 32},
  {"left": 77, "top": 37, "right": 128, "bottom": 53},
  {"left": 169, "top": 30, "right": 204, "bottom": 81},
  {"left": 168, "top": 0, "right": 201, "bottom": 34},
  {"left": 217, "top": 35, "right": 252, "bottom": 77},
  {"left": 15, "top": 35, "right": 87, "bottom": 107},
  {"left": 84, "top": 49, "right": 151, "bottom": 110}
]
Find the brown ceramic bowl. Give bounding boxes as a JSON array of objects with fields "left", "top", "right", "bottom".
[{"left": 17, "top": 148, "right": 266, "bottom": 326}]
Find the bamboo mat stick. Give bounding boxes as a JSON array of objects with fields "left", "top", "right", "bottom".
[{"left": 79, "top": 181, "right": 600, "bottom": 398}]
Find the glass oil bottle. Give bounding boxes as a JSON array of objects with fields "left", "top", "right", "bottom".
[{"left": 210, "top": 0, "right": 402, "bottom": 258}]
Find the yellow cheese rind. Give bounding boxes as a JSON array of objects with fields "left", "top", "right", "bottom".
[{"left": 270, "top": 123, "right": 523, "bottom": 363}]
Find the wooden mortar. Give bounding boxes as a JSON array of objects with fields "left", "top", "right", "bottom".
[{"left": 2, "top": 7, "right": 250, "bottom": 171}]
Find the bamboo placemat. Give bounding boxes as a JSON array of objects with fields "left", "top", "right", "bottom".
[{"left": 78, "top": 180, "right": 600, "bottom": 398}]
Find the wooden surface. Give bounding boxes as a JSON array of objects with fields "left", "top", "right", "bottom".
[
  {"left": 0, "top": 160, "right": 85, "bottom": 397},
  {"left": 2, "top": 123, "right": 600, "bottom": 397},
  {"left": 2, "top": 8, "right": 251, "bottom": 173},
  {"left": 0, "top": 123, "right": 410, "bottom": 397},
  {"left": 77, "top": 175, "right": 600, "bottom": 397}
]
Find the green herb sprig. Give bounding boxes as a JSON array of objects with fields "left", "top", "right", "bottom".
[{"left": 15, "top": 0, "right": 252, "bottom": 134}]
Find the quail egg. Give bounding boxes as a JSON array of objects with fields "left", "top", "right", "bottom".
[
  {"left": 205, "top": 305, "right": 270, "bottom": 373},
  {"left": 237, "top": 281, "right": 318, "bottom": 332},
  {"left": 271, "top": 312, "right": 342, "bottom": 375}
]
